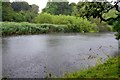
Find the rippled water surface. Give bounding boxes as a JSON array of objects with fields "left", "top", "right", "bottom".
[{"left": 2, "top": 33, "right": 118, "bottom": 78}]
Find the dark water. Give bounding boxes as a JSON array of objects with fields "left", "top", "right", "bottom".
[{"left": 2, "top": 33, "right": 118, "bottom": 78}]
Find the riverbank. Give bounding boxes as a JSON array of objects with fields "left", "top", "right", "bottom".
[
  {"left": 1, "top": 22, "right": 113, "bottom": 36},
  {"left": 1, "top": 22, "right": 67, "bottom": 36},
  {"left": 64, "top": 55, "right": 119, "bottom": 78}
]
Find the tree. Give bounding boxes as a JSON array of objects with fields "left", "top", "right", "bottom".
[
  {"left": 42, "top": 0, "right": 72, "bottom": 15},
  {"left": 2, "top": 1, "right": 39, "bottom": 22},
  {"left": 11, "top": 1, "right": 30, "bottom": 11},
  {"left": 2, "top": 2, "right": 14, "bottom": 21},
  {"left": 69, "top": 2, "right": 77, "bottom": 16},
  {"left": 75, "top": 1, "right": 120, "bottom": 39},
  {"left": 30, "top": 4, "right": 39, "bottom": 14}
]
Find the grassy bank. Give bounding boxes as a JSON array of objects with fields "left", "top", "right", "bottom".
[
  {"left": 1, "top": 22, "right": 68, "bottom": 36},
  {"left": 1, "top": 21, "right": 113, "bottom": 36},
  {"left": 64, "top": 56, "right": 119, "bottom": 78}
]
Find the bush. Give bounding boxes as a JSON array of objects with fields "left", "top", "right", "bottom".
[
  {"left": 34, "top": 13, "right": 97, "bottom": 33},
  {"left": 34, "top": 13, "right": 53, "bottom": 24}
]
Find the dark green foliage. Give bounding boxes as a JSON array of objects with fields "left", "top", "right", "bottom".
[
  {"left": 2, "top": 2, "right": 39, "bottom": 22},
  {"left": 2, "top": 2, "right": 14, "bottom": 21},
  {"left": 12, "top": 11, "right": 37, "bottom": 22},
  {"left": 75, "top": 2, "right": 112, "bottom": 19},
  {"left": 42, "top": 1, "right": 76, "bottom": 15},
  {"left": 113, "top": 17, "right": 120, "bottom": 40},
  {"left": 11, "top": 2, "right": 30, "bottom": 11}
]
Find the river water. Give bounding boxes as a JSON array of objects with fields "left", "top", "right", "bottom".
[{"left": 2, "top": 33, "right": 118, "bottom": 78}]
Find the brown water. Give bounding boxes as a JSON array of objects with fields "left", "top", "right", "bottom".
[{"left": 2, "top": 33, "right": 118, "bottom": 78}]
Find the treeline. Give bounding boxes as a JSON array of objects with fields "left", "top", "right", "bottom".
[
  {"left": 2, "top": 0, "right": 119, "bottom": 38},
  {"left": 42, "top": 1, "right": 114, "bottom": 29},
  {"left": 42, "top": 1, "right": 120, "bottom": 39},
  {"left": 2, "top": 1, "right": 39, "bottom": 22},
  {"left": 42, "top": 1, "right": 76, "bottom": 15}
]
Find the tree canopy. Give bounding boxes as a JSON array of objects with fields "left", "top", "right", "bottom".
[
  {"left": 42, "top": 0, "right": 76, "bottom": 15},
  {"left": 76, "top": 1, "right": 120, "bottom": 39},
  {"left": 2, "top": 1, "right": 39, "bottom": 22}
]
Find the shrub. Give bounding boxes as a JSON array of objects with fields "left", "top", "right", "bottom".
[
  {"left": 34, "top": 13, "right": 97, "bottom": 33},
  {"left": 34, "top": 13, "right": 53, "bottom": 24}
]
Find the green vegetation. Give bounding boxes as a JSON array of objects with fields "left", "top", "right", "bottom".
[
  {"left": 42, "top": 1, "right": 75, "bottom": 15},
  {"left": 113, "top": 18, "right": 120, "bottom": 40},
  {"left": 34, "top": 13, "right": 97, "bottom": 32},
  {"left": 64, "top": 56, "right": 119, "bottom": 78},
  {"left": 34, "top": 13, "right": 113, "bottom": 32},
  {"left": 1, "top": 13, "right": 113, "bottom": 36},
  {"left": 1, "top": 1, "right": 120, "bottom": 39},
  {"left": 42, "top": 1, "right": 120, "bottom": 39},
  {"left": 1, "top": 22, "right": 67, "bottom": 36},
  {"left": 2, "top": 1, "right": 118, "bottom": 36},
  {"left": 1, "top": 0, "right": 120, "bottom": 79},
  {"left": 71, "top": 2, "right": 120, "bottom": 40},
  {"left": 2, "top": 2, "right": 39, "bottom": 22}
]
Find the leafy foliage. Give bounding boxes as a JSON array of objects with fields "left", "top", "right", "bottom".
[
  {"left": 34, "top": 13, "right": 98, "bottom": 33},
  {"left": 11, "top": 2, "right": 30, "bottom": 11},
  {"left": 2, "top": 1, "right": 119, "bottom": 38},
  {"left": 2, "top": 2, "right": 14, "bottom": 21},
  {"left": 74, "top": 1, "right": 120, "bottom": 39},
  {"left": 113, "top": 17, "right": 120, "bottom": 40},
  {"left": 42, "top": 1, "right": 76, "bottom": 15},
  {"left": 2, "top": 1, "right": 39, "bottom": 22}
]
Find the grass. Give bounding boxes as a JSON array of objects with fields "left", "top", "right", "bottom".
[
  {"left": 64, "top": 56, "right": 119, "bottom": 78},
  {"left": 1, "top": 22, "right": 68, "bottom": 36}
]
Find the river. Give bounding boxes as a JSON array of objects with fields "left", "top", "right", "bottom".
[{"left": 2, "top": 33, "right": 118, "bottom": 78}]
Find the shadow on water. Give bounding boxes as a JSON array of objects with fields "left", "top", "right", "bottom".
[{"left": 2, "top": 33, "right": 118, "bottom": 78}]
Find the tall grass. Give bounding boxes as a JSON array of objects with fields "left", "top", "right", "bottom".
[{"left": 1, "top": 22, "right": 68, "bottom": 36}]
